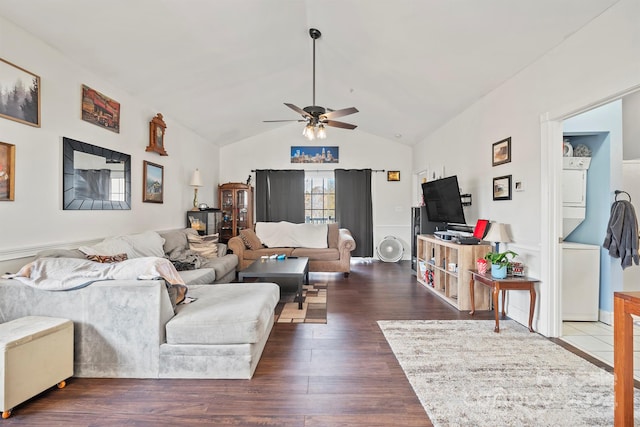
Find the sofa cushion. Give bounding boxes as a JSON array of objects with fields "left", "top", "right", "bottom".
[
  {"left": 166, "top": 283, "right": 279, "bottom": 345},
  {"left": 291, "top": 247, "right": 340, "bottom": 261},
  {"left": 121, "top": 231, "right": 166, "bottom": 258},
  {"left": 160, "top": 229, "right": 190, "bottom": 255},
  {"left": 177, "top": 268, "right": 216, "bottom": 286},
  {"left": 240, "top": 229, "right": 263, "bottom": 250},
  {"left": 201, "top": 255, "right": 238, "bottom": 280},
  {"left": 79, "top": 238, "right": 134, "bottom": 258},
  {"left": 34, "top": 248, "right": 86, "bottom": 260},
  {"left": 327, "top": 223, "right": 339, "bottom": 248},
  {"left": 187, "top": 233, "right": 219, "bottom": 258},
  {"left": 79, "top": 231, "right": 165, "bottom": 259},
  {"left": 242, "top": 247, "right": 294, "bottom": 260}
]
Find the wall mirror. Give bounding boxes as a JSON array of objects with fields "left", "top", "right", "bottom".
[{"left": 63, "top": 137, "right": 131, "bottom": 210}]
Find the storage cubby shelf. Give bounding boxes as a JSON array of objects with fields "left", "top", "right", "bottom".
[{"left": 416, "top": 234, "right": 491, "bottom": 311}]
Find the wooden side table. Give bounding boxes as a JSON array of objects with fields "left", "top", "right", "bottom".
[
  {"left": 469, "top": 270, "right": 539, "bottom": 333},
  {"left": 613, "top": 291, "right": 640, "bottom": 426}
]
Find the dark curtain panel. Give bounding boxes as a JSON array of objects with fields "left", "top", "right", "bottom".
[
  {"left": 255, "top": 169, "right": 305, "bottom": 223},
  {"left": 335, "top": 169, "right": 373, "bottom": 257}
]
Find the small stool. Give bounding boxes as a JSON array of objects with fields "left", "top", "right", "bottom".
[{"left": 0, "top": 316, "right": 73, "bottom": 418}]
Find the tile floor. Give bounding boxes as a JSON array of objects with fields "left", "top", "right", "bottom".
[{"left": 562, "top": 321, "right": 640, "bottom": 380}]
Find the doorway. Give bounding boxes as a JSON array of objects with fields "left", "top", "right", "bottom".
[{"left": 540, "top": 84, "right": 640, "bottom": 339}]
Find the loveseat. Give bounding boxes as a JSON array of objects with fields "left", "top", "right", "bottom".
[
  {"left": 0, "top": 229, "right": 280, "bottom": 379},
  {"left": 228, "top": 222, "right": 356, "bottom": 277}
]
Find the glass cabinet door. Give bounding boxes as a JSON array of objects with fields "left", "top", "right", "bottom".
[
  {"left": 236, "top": 189, "right": 248, "bottom": 233},
  {"left": 220, "top": 189, "right": 234, "bottom": 241}
]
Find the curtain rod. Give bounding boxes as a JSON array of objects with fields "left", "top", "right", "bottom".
[{"left": 250, "top": 169, "right": 386, "bottom": 173}]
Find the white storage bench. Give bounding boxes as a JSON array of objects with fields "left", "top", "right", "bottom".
[{"left": 0, "top": 316, "right": 73, "bottom": 418}]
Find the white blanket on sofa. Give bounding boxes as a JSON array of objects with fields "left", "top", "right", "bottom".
[
  {"left": 255, "top": 221, "right": 328, "bottom": 248},
  {"left": 3, "top": 257, "right": 186, "bottom": 291}
]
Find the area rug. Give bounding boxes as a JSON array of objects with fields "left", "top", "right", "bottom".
[
  {"left": 378, "top": 319, "right": 640, "bottom": 427},
  {"left": 275, "top": 282, "right": 327, "bottom": 324}
]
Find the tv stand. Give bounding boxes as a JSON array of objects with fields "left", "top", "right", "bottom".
[{"left": 416, "top": 234, "right": 491, "bottom": 311}]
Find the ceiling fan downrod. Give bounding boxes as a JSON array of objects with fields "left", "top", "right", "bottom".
[{"left": 309, "top": 28, "right": 321, "bottom": 107}]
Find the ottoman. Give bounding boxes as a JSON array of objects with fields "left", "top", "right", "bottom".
[{"left": 0, "top": 316, "right": 73, "bottom": 418}]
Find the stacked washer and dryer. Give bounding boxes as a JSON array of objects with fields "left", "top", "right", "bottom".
[{"left": 561, "top": 155, "right": 600, "bottom": 321}]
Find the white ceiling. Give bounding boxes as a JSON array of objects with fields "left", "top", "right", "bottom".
[{"left": 0, "top": 0, "right": 619, "bottom": 146}]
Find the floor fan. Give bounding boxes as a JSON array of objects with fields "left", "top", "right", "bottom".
[{"left": 376, "top": 236, "right": 404, "bottom": 262}]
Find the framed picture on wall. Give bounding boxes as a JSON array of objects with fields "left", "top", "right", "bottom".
[
  {"left": 0, "top": 142, "right": 15, "bottom": 201},
  {"left": 0, "top": 58, "right": 40, "bottom": 127},
  {"left": 143, "top": 161, "right": 164, "bottom": 203},
  {"left": 492, "top": 137, "right": 511, "bottom": 166},
  {"left": 81, "top": 84, "right": 120, "bottom": 133},
  {"left": 493, "top": 175, "right": 512, "bottom": 201}
]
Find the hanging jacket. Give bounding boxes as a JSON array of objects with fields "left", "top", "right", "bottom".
[{"left": 603, "top": 200, "right": 639, "bottom": 269}]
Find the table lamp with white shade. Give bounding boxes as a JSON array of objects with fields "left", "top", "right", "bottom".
[
  {"left": 189, "top": 169, "right": 203, "bottom": 210},
  {"left": 484, "top": 222, "right": 511, "bottom": 253}
]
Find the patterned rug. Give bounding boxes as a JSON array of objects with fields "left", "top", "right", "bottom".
[
  {"left": 275, "top": 282, "right": 327, "bottom": 324},
  {"left": 378, "top": 319, "right": 640, "bottom": 427}
]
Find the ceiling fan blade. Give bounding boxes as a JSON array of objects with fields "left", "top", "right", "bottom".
[
  {"left": 321, "top": 107, "right": 359, "bottom": 120},
  {"left": 324, "top": 120, "right": 357, "bottom": 130},
  {"left": 263, "top": 119, "right": 305, "bottom": 123},
  {"left": 284, "top": 103, "right": 312, "bottom": 118}
]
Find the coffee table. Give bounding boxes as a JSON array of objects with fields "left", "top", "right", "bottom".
[{"left": 238, "top": 257, "right": 309, "bottom": 309}]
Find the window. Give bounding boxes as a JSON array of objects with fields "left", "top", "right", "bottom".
[
  {"left": 110, "top": 170, "right": 125, "bottom": 202},
  {"left": 304, "top": 171, "right": 335, "bottom": 224}
]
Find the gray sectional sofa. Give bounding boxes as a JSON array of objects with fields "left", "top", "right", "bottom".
[{"left": 0, "top": 228, "right": 280, "bottom": 379}]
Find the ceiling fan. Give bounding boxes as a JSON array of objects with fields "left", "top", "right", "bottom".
[{"left": 264, "top": 28, "right": 358, "bottom": 140}]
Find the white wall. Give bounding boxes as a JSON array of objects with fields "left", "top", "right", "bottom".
[
  {"left": 623, "top": 90, "right": 640, "bottom": 160},
  {"left": 219, "top": 123, "right": 413, "bottom": 258},
  {"left": 0, "top": 16, "right": 219, "bottom": 264},
  {"left": 412, "top": 0, "right": 640, "bottom": 336}
]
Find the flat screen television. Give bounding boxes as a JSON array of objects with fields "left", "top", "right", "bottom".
[{"left": 421, "top": 175, "right": 466, "bottom": 226}]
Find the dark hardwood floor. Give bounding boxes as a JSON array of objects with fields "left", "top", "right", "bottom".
[{"left": 2, "top": 260, "right": 601, "bottom": 426}]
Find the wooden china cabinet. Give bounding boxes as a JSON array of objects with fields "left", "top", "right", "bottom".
[{"left": 218, "top": 183, "right": 253, "bottom": 242}]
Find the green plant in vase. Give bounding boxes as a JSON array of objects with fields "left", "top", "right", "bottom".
[{"left": 484, "top": 250, "right": 518, "bottom": 279}]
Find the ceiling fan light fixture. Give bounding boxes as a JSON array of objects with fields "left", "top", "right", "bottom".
[
  {"left": 303, "top": 123, "right": 316, "bottom": 140},
  {"left": 316, "top": 124, "right": 327, "bottom": 139}
]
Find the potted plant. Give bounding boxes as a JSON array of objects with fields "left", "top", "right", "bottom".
[{"left": 484, "top": 250, "right": 518, "bottom": 279}]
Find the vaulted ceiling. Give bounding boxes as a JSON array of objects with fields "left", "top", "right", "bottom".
[{"left": 0, "top": 0, "right": 619, "bottom": 146}]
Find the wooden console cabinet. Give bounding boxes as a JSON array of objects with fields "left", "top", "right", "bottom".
[{"left": 416, "top": 234, "right": 491, "bottom": 311}]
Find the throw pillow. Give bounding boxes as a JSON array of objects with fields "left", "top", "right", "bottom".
[
  {"left": 187, "top": 233, "right": 219, "bottom": 258},
  {"left": 240, "top": 229, "right": 263, "bottom": 250},
  {"left": 160, "top": 229, "right": 190, "bottom": 255},
  {"left": 121, "top": 231, "right": 166, "bottom": 258},
  {"left": 79, "top": 238, "right": 134, "bottom": 257},
  {"left": 85, "top": 253, "right": 129, "bottom": 263}
]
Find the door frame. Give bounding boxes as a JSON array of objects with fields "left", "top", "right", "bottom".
[{"left": 540, "top": 84, "right": 640, "bottom": 337}]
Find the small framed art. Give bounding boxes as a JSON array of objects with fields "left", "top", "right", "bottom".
[
  {"left": 492, "top": 137, "right": 511, "bottom": 166},
  {"left": 0, "top": 142, "right": 15, "bottom": 201},
  {"left": 493, "top": 175, "right": 512, "bottom": 201},
  {"left": 0, "top": 58, "right": 40, "bottom": 127},
  {"left": 387, "top": 171, "right": 400, "bottom": 181},
  {"left": 81, "top": 84, "right": 120, "bottom": 133},
  {"left": 146, "top": 113, "right": 168, "bottom": 156},
  {"left": 143, "top": 161, "right": 164, "bottom": 203}
]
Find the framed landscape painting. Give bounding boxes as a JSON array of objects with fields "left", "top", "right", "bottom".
[
  {"left": 143, "top": 161, "right": 164, "bottom": 203},
  {"left": 0, "top": 58, "right": 40, "bottom": 127},
  {"left": 0, "top": 142, "right": 15, "bottom": 201}
]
